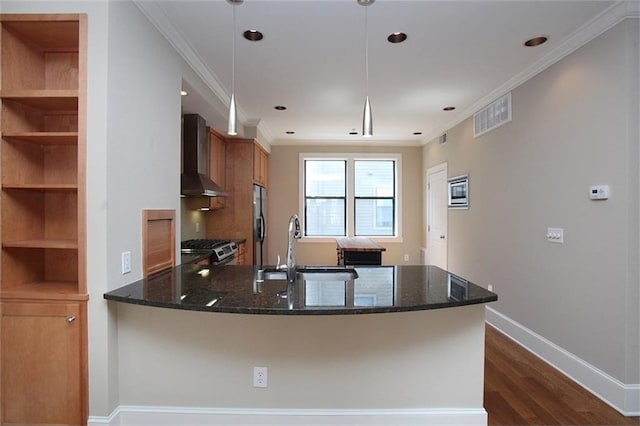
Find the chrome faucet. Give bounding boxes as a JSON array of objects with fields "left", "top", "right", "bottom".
[{"left": 285, "top": 214, "right": 302, "bottom": 283}]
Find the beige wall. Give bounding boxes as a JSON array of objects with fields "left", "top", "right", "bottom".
[
  {"left": 180, "top": 199, "right": 205, "bottom": 241},
  {"left": 422, "top": 19, "right": 639, "bottom": 384},
  {"left": 267, "top": 145, "right": 423, "bottom": 266},
  {"left": 116, "top": 303, "right": 486, "bottom": 410}
]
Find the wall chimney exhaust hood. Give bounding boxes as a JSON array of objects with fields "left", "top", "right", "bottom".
[{"left": 181, "top": 114, "right": 228, "bottom": 197}]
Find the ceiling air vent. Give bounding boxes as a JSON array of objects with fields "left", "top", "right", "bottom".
[{"left": 473, "top": 92, "right": 512, "bottom": 138}]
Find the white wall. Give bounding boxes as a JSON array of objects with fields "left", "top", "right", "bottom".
[
  {"left": 423, "top": 19, "right": 639, "bottom": 386},
  {"left": 105, "top": 1, "right": 182, "bottom": 287},
  {"left": 104, "top": 0, "right": 183, "bottom": 416}
]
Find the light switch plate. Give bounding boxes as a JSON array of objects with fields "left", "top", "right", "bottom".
[
  {"left": 546, "top": 228, "right": 564, "bottom": 244},
  {"left": 121, "top": 251, "right": 132, "bottom": 274}
]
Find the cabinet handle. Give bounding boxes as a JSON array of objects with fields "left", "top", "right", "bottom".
[{"left": 66, "top": 316, "right": 77, "bottom": 323}]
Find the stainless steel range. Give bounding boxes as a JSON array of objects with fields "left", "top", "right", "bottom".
[{"left": 181, "top": 239, "right": 238, "bottom": 265}]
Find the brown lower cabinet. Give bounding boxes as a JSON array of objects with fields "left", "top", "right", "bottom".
[{"left": 1, "top": 301, "right": 87, "bottom": 425}]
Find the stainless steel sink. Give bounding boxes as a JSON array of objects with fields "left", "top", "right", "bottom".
[
  {"left": 256, "top": 268, "right": 286, "bottom": 281},
  {"left": 297, "top": 267, "right": 358, "bottom": 281},
  {"left": 257, "top": 266, "right": 358, "bottom": 282}
]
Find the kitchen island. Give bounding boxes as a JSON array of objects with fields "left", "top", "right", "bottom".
[
  {"left": 103, "top": 265, "right": 497, "bottom": 425},
  {"left": 336, "top": 236, "right": 386, "bottom": 265}
]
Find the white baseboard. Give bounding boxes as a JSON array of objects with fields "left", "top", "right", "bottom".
[
  {"left": 89, "top": 406, "right": 487, "bottom": 426},
  {"left": 486, "top": 306, "right": 640, "bottom": 416}
]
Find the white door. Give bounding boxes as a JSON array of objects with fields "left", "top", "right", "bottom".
[{"left": 427, "top": 163, "right": 447, "bottom": 270}]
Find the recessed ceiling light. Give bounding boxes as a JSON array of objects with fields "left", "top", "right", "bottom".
[
  {"left": 243, "top": 30, "right": 263, "bottom": 41},
  {"left": 274, "top": 105, "right": 287, "bottom": 111},
  {"left": 387, "top": 32, "right": 407, "bottom": 43},
  {"left": 413, "top": 132, "right": 422, "bottom": 135},
  {"left": 180, "top": 90, "right": 188, "bottom": 96},
  {"left": 524, "top": 36, "right": 548, "bottom": 47},
  {"left": 285, "top": 131, "right": 295, "bottom": 135},
  {"left": 443, "top": 106, "right": 456, "bottom": 111}
]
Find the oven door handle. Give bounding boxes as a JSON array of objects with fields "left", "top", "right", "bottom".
[{"left": 215, "top": 255, "right": 235, "bottom": 266}]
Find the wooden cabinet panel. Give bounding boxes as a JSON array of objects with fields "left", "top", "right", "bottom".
[
  {"left": 1, "top": 301, "right": 86, "bottom": 425},
  {"left": 208, "top": 128, "right": 226, "bottom": 210},
  {"left": 206, "top": 139, "right": 254, "bottom": 263},
  {"left": 142, "top": 209, "right": 176, "bottom": 277},
  {"left": 253, "top": 144, "right": 268, "bottom": 188},
  {"left": 236, "top": 241, "right": 247, "bottom": 265}
]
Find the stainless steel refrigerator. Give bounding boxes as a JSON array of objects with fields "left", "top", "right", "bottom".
[{"left": 253, "top": 185, "right": 267, "bottom": 266}]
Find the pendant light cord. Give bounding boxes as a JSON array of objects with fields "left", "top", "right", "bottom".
[
  {"left": 365, "top": 5, "right": 369, "bottom": 97},
  {"left": 232, "top": 4, "right": 236, "bottom": 97}
]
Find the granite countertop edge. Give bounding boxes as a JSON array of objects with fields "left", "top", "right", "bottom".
[
  {"left": 103, "top": 293, "right": 497, "bottom": 315},
  {"left": 104, "top": 264, "right": 498, "bottom": 316}
]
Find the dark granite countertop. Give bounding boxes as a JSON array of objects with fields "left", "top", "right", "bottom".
[{"left": 104, "top": 264, "right": 497, "bottom": 315}]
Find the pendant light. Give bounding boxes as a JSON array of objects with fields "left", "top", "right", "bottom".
[
  {"left": 359, "top": 0, "right": 374, "bottom": 137},
  {"left": 227, "top": 0, "right": 243, "bottom": 135}
]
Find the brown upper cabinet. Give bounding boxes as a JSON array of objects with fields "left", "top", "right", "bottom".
[
  {"left": 0, "top": 13, "right": 88, "bottom": 424},
  {"left": 208, "top": 128, "right": 226, "bottom": 210},
  {"left": 253, "top": 143, "right": 268, "bottom": 188}
]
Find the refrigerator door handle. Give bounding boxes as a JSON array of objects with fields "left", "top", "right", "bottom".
[{"left": 259, "top": 214, "right": 266, "bottom": 242}]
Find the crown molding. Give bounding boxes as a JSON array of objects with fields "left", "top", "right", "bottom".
[
  {"left": 270, "top": 138, "right": 423, "bottom": 147},
  {"left": 134, "top": 0, "right": 276, "bottom": 142},
  {"left": 422, "top": 0, "right": 639, "bottom": 145}
]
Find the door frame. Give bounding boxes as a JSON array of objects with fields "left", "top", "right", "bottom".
[{"left": 426, "top": 162, "right": 448, "bottom": 268}]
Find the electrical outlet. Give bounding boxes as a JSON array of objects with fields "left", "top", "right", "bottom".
[
  {"left": 253, "top": 366, "right": 268, "bottom": 388},
  {"left": 488, "top": 284, "right": 493, "bottom": 292},
  {"left": 195, "top": 222, "right": 200, "bottom": 233},
  {"left": 403, "top": 254, "right": 409, "bottom": 262},
  {"left": 121, "top": 251, "right": 131, "bottom": 274}
]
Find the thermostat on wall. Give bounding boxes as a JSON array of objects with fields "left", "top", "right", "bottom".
[{"left": 589, "top": 185, "right": 609, "bottom": 200}]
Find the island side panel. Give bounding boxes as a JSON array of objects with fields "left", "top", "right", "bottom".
[{"left": 115, "top": 304, "right": 486, "bottom": 412}]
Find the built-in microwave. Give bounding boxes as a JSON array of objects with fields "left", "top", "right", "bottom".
[{"left": 448, "top": 175, "right": 469, "bottom": 209}]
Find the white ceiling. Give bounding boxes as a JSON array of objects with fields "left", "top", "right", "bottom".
[{"left": 135, "top": 0, "right": 622, "bottom": 146}]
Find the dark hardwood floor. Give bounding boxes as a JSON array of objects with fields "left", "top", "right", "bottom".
[{"left": 484, "top": 325, "right": 640, "bottom": 426}]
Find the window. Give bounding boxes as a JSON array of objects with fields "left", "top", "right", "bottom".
[
  {"left": 354, "top": 160, "right": 395, "bottom": 236},
  {"left": 304, "top": 160, "right": 346, "bottom": 236},
  {"left": 301, "top": 154, "right": 401, "bottom": 239}
]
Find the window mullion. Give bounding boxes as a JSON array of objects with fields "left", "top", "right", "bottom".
[{"left": 346, "top": 157, "right": 355, "bottom": 237}]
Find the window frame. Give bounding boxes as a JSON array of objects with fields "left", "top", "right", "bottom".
[
  {"left": 303, "top": 159, "right": 347, "bottom": 237},
  {"left": 354, "top": 159, "right": 396, "bottom": 236},
  {"left": 299, "top": 153, "right": 403, "bottom": 243}
]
